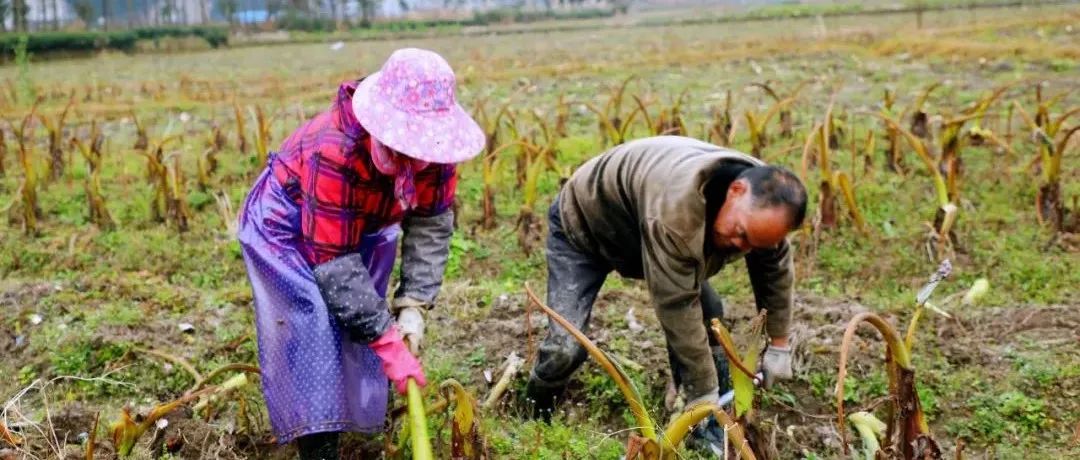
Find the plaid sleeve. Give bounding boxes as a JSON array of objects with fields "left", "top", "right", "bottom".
[{"left": 411, "top": 163, "right": 457, "bottom": 217}]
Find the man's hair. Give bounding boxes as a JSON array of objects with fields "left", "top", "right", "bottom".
[{"left": 737, "top": 165, "right": 808, "bottom": 229}]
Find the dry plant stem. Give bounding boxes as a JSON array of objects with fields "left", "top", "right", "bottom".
[
  {"left": 482, "top": 353, "right": 524, "bottom": 410},
  {"left": 188, "top": 364, "right": 260, "bottom": 394},
  {"left": 86, "top": 412, "right": 99, "bottom": 460},
  {"left": 132, "top": 346, "right": 203, "bottom": 382},
  {"left": 1, "top": 420, "right": 21, "bottom": 446},
  {"left": 523, "top": 283, "right": 659, "bottom": 442}
]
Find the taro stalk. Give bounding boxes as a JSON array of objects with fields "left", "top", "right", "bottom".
[
  {"left": 233, "top": 102, "right": 248, "bottom": 155},
  {"left": 110, "top": 373, "right": 253, "bottom": 457},
  {"left": 131, "top": 111, "right": 149, "bottom": 152},
  {"left": 524, "top": 284, "right": 757, "bottom": 460},
  {"left": 587, "top": 99, "right": 641, "bottom": 147},
  {"left": 406, "top": 379, "right": 435, "bottom": 460},
  {"left": 250, "top": 105, "right": 271, "bottom": 166},
  {"left": 839, "top": 261, "right": 961, "bottom": 459},
  {"left": 743, "top": 93, "right": 798, "bottom": 158},
  {"left": 1013, "top": 99, "right": 1080, "bottom": 231},
  {"left": 848, "top": 411, "right": 887, "bottom": 460},
  {"left": 166, "top": 153, "right": 193, "bottom": 232},
  {"left": 473, "top": 100, "right": 513, "bottom": 230},
  {"left": 875, "top": 112, "right": 955, "bottom": 258},
  {"left": 750, "top": 80, "right": 809, "bottom": 139},
  {"left": 38, "top": 98, "right": 75, "bottom": 181},
  {"left": 709, "top": 315, "right": 764, "bottom": 419},
  {"left": 882, "top": 89, "right": 904, "bottom": 173},
  {"left": 835, "top": 313, "right": 942, "bottom": 460},
  {"left": 197, "top": 122, "right": 225, "bottom": 191},
  {"left": 71, "top": 122, "right": 115, "bottom": 230},
  {"left": 588, "top": 75, "right": 642, "bottom": 146},
  {"left": 709, "top": 90, "right": 737, "bottom": 147},
  {"left": 937, "top": 84, "right": 1015, "bottom": 203},
  {"left": 633, "top": 90, "right": 690, "bottom": 137},
  {"left": 14, "top": 104, "right": 42, "bottom": 235},
  {"left": 554, "top": 93, "right": 570, "bottom": 139},
  {"left": 440, "top": 379, "right": 488, "bottom": 459},
  {"left": 909, "top": 83, "right": 941, "bottom": 141},
  {"left": 516, "top": 142, "right": 548, "bottom": 256},
  {"left": 802, "top": 105, "right": 868, "bottom": 233},
  {"left": 0, "top": 125, "right": 7, "bottom": 178},
  {"left": 140, "top": 135, "right": 181, "bottom": 224}
]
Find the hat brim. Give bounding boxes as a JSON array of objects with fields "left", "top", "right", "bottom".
[{"left": 352, "top": 72, "right": 486, "bottom": 164}]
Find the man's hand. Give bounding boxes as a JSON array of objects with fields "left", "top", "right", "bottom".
[
  {"left": 761, "top": 342, "right": 793, "bottom": 387},
  {"left": 393, "top": 297, "right": 427, "bottom": 355}
]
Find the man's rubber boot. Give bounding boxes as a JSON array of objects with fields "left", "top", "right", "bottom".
[{"left": 523, "top": 377, "right": 563, "bottom": 422}]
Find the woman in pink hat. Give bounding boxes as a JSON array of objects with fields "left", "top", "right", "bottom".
[{"left": 236, "top": 48, "right": 485, "bottom": 459}]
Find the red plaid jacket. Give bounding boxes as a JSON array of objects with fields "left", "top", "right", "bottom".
[{"left": 271, "top": 81, "right": 457, "bottom": 266}]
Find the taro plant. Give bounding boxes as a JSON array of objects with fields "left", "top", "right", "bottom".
[
  {"left": 742, "top": 87, "right": 799, "bottom": 158},
  {"left": 909, "top": 83, "right": 941, "bottom": 141},
  {"left": 1013, "top": 95, "right": 1079, "bottom": 232},
  {"left": 387, "top": 379, "right": 477, "bottom": 460},
  {"left": 108, "top": 371, "right": 256, "bottom": 457},
  {"left": 12, "top": 103, "right": 41, "bottom": 235},
  {"left": 0, "top": 124, "right": 7, "bottom": 178},
  {"left": 70, "top": 122, "right": 115, "bottom": 230},
  {"left": 516, "top": 141, "right": 550, "bottom": 256},
  {"left": 131, "top": 111, "right": 149, "bottom": 152},
  {"left": 588, "top": 75, "right": 643, "bottom": 146},
  {"left": 38, "top": 98, "right": 74, "bottom": 181},
  {"left": 472, "top": 100, "right": 516, "bottom": 229},
  {"left": 632, "top": 89, "right": 689, "bottom": 137},
  {"left": 523, "top": 284, "right": 757, "bottom": 460},
  {"left": 750, "top": 80, "right": 809, "bottom": 139},
  {"left": 802, "top": 104, "right": 868, "bottom": 233},
  {"left": 233, "top": 101, "right": 248, "bottom": 155},
  {"left": 882, "top": 89, "right": 903, "bottom": 172},
  {"left": 250, "top": 105, "right": 271, "bottom": 167},
  {"left": 708, "top": 90, "right": 737, "bottom": 147},
  {"left": 875, "top": 112, "right": 955, "bottom": 260},
  {"left": 835, "top": 261, "right": 954, "bottom": 460}
]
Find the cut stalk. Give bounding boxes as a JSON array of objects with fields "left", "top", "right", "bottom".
[{"left": 407, "top": 379, "right": 434, "bottom": 460}]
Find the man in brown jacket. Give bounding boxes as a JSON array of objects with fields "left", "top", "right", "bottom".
[{"left": 526, "top": 136, "right": 806, "bottom": 447}]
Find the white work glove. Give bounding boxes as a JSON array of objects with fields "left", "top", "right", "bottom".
[
  {"left": 761, "top": 344, "right": 793, "bottom": 388},
  {"left": 392, "top": 297, "right": 427, "bottom": 355}
]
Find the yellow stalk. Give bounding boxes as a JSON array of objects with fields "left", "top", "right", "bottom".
[
  {"left": 833, "top": 171, "right": 867, "bottom": 233},
  {"left": 658, "top": 403, "right": 756, "bottom": 460},
  {"left": 524, "top": 284, "right": 658, "bottom": 442},
  {"left": 407, "top": 379, "right": 434, "bottom": 460}
]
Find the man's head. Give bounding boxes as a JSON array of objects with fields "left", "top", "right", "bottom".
[{"left": 712, "top": 165, "right": 807, "bottom": 252}]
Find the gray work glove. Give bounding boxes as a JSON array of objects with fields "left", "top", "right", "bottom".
[
  {"left": 392, "top": 296, "right": 427, "bottom": 355},
  {"left": 761, "top": 344, "right": 793, "bottom": 387}
]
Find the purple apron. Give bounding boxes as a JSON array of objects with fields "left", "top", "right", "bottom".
[{"left": 238, "top": 164, "right": 397, "bottom": 443}]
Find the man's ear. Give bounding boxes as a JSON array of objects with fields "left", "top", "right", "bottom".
[{"left": 728, "top": 178, "right": 748, "bottom": 198}]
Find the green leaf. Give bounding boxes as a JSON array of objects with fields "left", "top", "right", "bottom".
[{"left": 733, "top": 343, "right": 760, "bottom": 418}]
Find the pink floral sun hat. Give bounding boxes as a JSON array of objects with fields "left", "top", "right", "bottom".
[{"left": 352, "top": 48, "right": 485, "bottom": 164}]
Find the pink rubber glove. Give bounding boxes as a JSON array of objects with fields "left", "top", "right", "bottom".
[{"left": 369, "top": 326, "right": 427, "bottom": 395}]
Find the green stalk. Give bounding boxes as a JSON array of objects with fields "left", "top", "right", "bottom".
[{"left": 407, "top": 379, "right": 434, "bottom": 460}]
